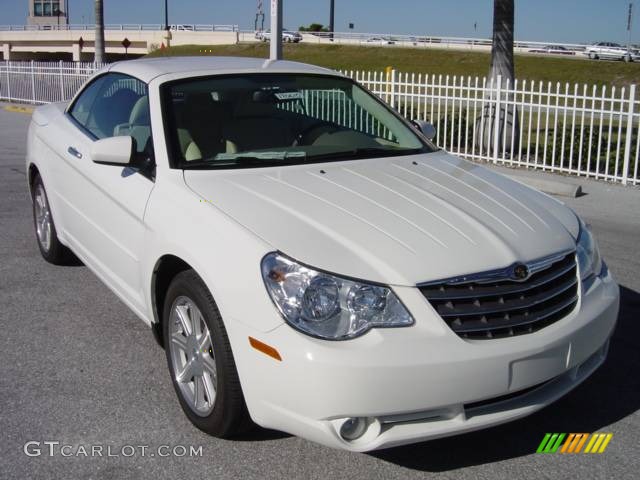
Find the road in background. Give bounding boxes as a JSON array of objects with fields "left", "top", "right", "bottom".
[{"left": 1, "top": 105, "right": 638, "bottom": 479}]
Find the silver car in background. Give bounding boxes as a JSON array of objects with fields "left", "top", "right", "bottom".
[
  {"left": 586, "top": 42, "right": 640, "bottom": 62},
  {"left": 256, "top": 30, "right": 303, "bottom": 43}
]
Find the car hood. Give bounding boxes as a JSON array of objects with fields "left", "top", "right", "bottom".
[{"left": 184, "top": 151, "right": 579, "bottom": 286}]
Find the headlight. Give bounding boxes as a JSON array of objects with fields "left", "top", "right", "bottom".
[
  {"left": 576, "top": 217, "right": 602, "bottom": 281},
  {"left": 261, "top": 252, "right": 414, "bottom": 340}
]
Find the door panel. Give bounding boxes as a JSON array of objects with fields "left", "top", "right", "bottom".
[{"left": 50, "top": 73, "right": 155, "bottom": 313}]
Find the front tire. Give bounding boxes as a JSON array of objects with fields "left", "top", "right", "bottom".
[
  {"left": 163, "top": 270, "right": 251, "bottom": 437},
  {"left": 31, "top": 173, "right": 72, "bottom": 265}
]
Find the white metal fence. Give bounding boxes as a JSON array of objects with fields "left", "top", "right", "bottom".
[
  {"left": 1, "top": 61, "right": 638, "bottom": 186},
  {"left": 350, "top": 70, "right": 639, "bottom": 185},
  {"left": 0, "top": 61, "right": 105, "bottom": 104}
]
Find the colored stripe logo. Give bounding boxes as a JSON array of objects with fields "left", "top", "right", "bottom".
[{"left": 536, "top": 433, "right": 613, "bottom": 454}]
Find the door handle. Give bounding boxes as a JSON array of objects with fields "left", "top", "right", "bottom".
[{"left": 67, "top": 146, "right": 82, "bottom": 159}]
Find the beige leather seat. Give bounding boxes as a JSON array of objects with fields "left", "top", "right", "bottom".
[
  {"left": 180, "top": 93, "right": 229, "bottom": 158},
  {"left": 223, "top": 100, "right": 293, "bottom": 153},
  {"left": 177, "top": 129, "right": 202, "bottom": 161},
  {"left": 114, "top": 95, "right": 151, "bottom": 152}
]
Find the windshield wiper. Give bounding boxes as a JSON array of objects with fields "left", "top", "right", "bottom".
[
  {"left": 307, "top": 147, "right": 424, "bottom": 162},
  {"left": 182, "top": 151, "right": 308, "bottom": 169}
]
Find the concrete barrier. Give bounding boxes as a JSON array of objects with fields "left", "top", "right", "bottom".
[{"left": 0, "top": 30, "right": 239, "bottom": 61}]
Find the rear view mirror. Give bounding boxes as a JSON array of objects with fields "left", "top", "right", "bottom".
[
  {"left": 412, "top": 120, "right": 437, "bottom": 141},
  {"left": 91, "top": 136, "right": 134, "bottom": 166}
]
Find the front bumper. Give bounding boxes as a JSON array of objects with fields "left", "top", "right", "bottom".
[{"left": 228, "top": 268, "right": 619, "bottom": 451}]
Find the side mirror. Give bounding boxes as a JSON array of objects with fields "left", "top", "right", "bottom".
[
  {"left": 91, "top": 136, "right": 134, "bottom": 166},
  {"left": 412, "top": 120, "right": 437, "bottom": 141}
]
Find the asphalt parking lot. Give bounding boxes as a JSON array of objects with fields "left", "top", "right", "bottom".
[{"left": 1, "top": 103, "right": 639, "bottom": 480}]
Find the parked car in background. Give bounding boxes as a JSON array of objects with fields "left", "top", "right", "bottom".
[
  {"left": 256, "top": 30, "right": 302, "bottom": 43},
  {"left": 528, "top": 45, "right": 575, "bottom": 56},
  {"left": 365, "top": 36, "right": 395, "bottom": 45},
  {"left": 26, "top": 56, "right": 619, "bottom": 452},
  {"left": 169, "top": 24, "right": 195, "bottom": 32},
  {"left": 585, "top": 42, "right": 639, "bottom": 61}
]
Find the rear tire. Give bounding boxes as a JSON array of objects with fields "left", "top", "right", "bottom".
[
  {"left": 31, "top": 173, "right": 73, "bottom": 265},
  {"left": 163, "top": 270, "right": 252, "bottom": 437}
]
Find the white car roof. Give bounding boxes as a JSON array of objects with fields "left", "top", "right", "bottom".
[{"left": 106, "top": 56, "right": 337, "bottom": 84}]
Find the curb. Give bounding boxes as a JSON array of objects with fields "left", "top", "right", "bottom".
[
  {"left": 507, "top": 174, "right": 582, "bottom": 198},
  {"left": 3, "top": 105, "right": 35, "bottom": 114}
]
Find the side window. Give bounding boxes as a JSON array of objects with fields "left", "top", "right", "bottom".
[
  {"left": 78, "top": 73, "right": 151, "bottom": 154},
  {"left": 69, "top": 76, "right": 105, "bottom": 126}
]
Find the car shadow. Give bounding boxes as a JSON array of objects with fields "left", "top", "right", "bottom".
[
  {"left": 233, "top": 427, "right": 291, "bottom": 442},
  {"left": 370, "top": 284, "right": 640, "bottom": 472},
  {"left": 64, "top": 251, "right": 85, "bottom": 267}
]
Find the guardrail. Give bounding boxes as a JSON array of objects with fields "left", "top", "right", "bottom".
[
  {"left": 0, "top": 25, "right": 594, "bottom": 50},
  {"left": 293, "top": 31, "right": 590, "bottom": 52},
  {"left": 0, "top": 60, "right": 637, "bottom": 186},
  {"left": 239, "top": 30, "right": 592, "bottom": 52}
]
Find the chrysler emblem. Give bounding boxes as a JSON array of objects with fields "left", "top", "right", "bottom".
[{"left": 512, "top": 263, "right": 529, "bottom": 280}]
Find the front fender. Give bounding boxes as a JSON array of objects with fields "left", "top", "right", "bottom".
[{"left": 140, "top": 170, "right": 284, "bottom": 334}]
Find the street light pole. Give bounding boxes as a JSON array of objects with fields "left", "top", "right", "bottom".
[
  {"left": 270, "top": 0, "right": 283, "bottom": 60},
  {"left": 628, "top": 2, "right": 634, "bottom": 52},
  {"left": 164, "top": 0, "right": 169, "bottom": 30},
  {"left": 329, "top": 0, "right": 335, "bottom": 39}
]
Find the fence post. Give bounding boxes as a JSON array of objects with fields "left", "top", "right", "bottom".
[
  {"left": 622, "top": 84, "right": 636, "bottom": 185},
  {"left": 59, "top": 60, "right": 64, "bottom": 101},
  {"left": 30, "top": 60, "right": 36, "bottom": 104},
  {"left": 389, "top": 68, "right": 397, "bottom": 110},
  {"left": 492, "top": 75, "right": 502, "bottom": 164},
  {"left": 6, "top": 60, "right": 11, "bottom": 101}
]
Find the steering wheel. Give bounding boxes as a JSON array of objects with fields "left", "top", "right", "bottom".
[{"left": 293, "top": 123, "right": 343, "bottom": 146}]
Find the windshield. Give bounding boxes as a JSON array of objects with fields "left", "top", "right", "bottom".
[{"left": 161, "top": 73, "right": 434, "bottom": 169}]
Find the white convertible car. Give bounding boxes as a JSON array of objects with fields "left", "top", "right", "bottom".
[{"left": 26, "top": 57, "right": 619, "bottom": 451}]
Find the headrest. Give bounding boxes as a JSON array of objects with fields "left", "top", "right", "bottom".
[{"left": 129, "top": 95, "right": 150, "bottom": 125}]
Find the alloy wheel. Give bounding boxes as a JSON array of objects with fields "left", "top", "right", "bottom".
[
  {"left": 34, "top": 183, "right": 52, "bottom": 252},
  {"left": 168, "top": 296, "right": 217, "bottom": 417}
]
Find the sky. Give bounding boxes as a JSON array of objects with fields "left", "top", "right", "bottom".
[{"left": 1, "top": 0, "right": 639, "bottom": 44}]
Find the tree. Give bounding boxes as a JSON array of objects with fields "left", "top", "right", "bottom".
[
  {"left": 299, "top": 23, "right": 329, "bottom": 32},
  {"left": 477, "top": 0, "right": 519, "bottom": 155},
  {"left": 489, "top": 0, "right": 514, "bottom": 83},
  {"left": 94, "top": 0, "right": 105, "bottom": 63}
]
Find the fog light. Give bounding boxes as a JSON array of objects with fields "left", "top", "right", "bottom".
[{"left": 339, "top": 417, "right": 367, "bottom": 441}]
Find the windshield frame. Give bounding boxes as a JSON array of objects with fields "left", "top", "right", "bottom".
[{"left": 160, "top": 72, "right": 438, "bottom": 170}]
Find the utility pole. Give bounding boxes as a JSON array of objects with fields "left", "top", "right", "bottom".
[
  {"left": 255, "top": 0, "right": 265, "bottom": 31},
  {"left": 270, "top": 0, "right": 283, "bottom": 60},
  {"left": 163, "top": 0, "right": 172, "bottom": 48},
  {"left": 165, "top": 0, "right": 169, "bottom": 31},
  {"left": 628, "top": 2, "right": 634, "bottom": 51},
  {"left": 94, "top": 0, "right": 105, "bottom": 63},
  {"left": 329, "top": 0, "right": 335, "bottom": 39}
]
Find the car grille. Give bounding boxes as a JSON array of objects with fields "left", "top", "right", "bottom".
[{"left": 419, "top": 252, "right": 578, "bottom": 339}]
